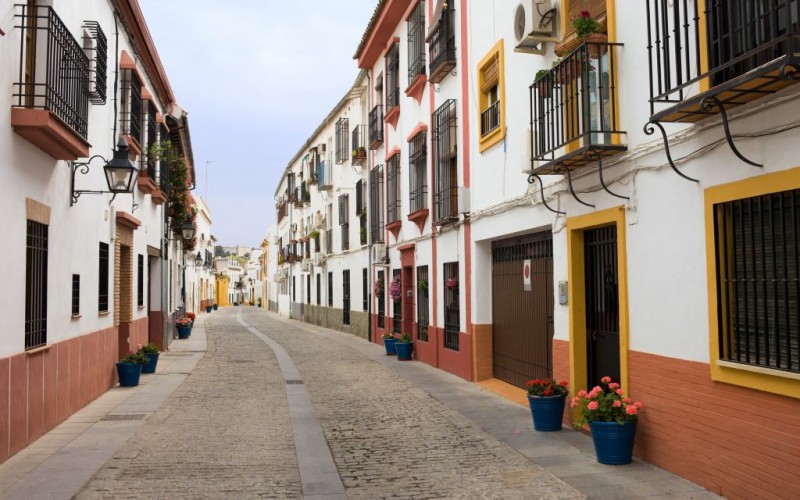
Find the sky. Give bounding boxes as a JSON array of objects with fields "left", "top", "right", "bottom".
[{"left": 138, "top": 0, "right": 377, "bottom": 247}]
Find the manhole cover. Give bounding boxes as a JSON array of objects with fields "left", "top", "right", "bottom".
[
  {"left": 285, "top": 379, "right": 304, "bottom": 385},
  {"left": 101, "top": 414, "right": 146, "bottom": 421}
]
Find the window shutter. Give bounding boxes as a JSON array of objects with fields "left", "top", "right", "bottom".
[
  {"left": 481, "top": 57, "right": 499, "bottom": 94},
  {"left": 339, "top": 195, "right": 349, "bottom": 225}
]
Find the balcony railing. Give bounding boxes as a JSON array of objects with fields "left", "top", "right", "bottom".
[
  {"left": 529, "top": 41, "right": 626, "bottom": 174},
  {"left": 386, "top": 43, "right": 400, "bottom": 109},
  {"left": 13, "top": 5, "right": 90, "bottom": 138},
  {"left": 277, "top": 201, "right": 287, "bottom": 223},
  {"left": 369, "top": 105, "right": 384, "bottom": 149},
  {"left": 428, "top": 8, "right": 457, "bottom": 84},
  {"left": 480, "top": 100, "right": 500, "bottom": 137},
  {"left": 351, "top": 124, "right": 367, "bottom": 166},
  {"left": 407, "top": 0, "right": 426, "bottom": 84},
  {"left": 647, "top": 0, "right": 800, "bottom": 123}
]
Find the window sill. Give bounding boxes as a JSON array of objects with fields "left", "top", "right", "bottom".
[
  {"left": 407, "top": 208, "right": 429, "bottom": 234},
  {"left": 99, "top": 310, "right": 111, "bottom": 316},
  {"left": 71, "top": 314, "right": 82, "bottom": 320},
  {"left": 404, "top": 74, "right": 427, "bottom": 104},
  {"left": 713, "top": 359, "right": 800, "bottom": 399},
  {"left": 26, "top": 344, "right": 52, "bottom": 356},
  {"left": 11, "top": 108, "right": 91, "bottom": 160},
  {"left": 479, "top": 125, "right": 504, "bottom": 153},
  {"left": 384, "top": 106, "right": 400, "bottom": 129}
]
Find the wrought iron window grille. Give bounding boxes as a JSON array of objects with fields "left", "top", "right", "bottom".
[
  {"left": 335, "top": 118, "right": 349, "bottom": 164},
  {"left": 369, "top": 105, "right": 384, "bottom": 149},
  {"left": 409, "top": 132, "right": 428, "bottom": 212},
  {"left": 407, "top": 1, "right": 426, "bottom": 84},
  {"left": 428, "top": 7, "right": 457, "bottom": 84},
  {"left": 386, "top": 43, "right": 401, "bottom": 109},
  {"left": 432, "top": 99, "right": 459, "bottom": 223}
]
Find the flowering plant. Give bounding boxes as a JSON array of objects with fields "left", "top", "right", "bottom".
[
  {"left": 139, "top": 343, "right": 159, "bottom": 355},
  {"left": 374, "top": 279, "right": 384, "bottom": 297},
  {"left": 120, "top": 350, "right": 149, "bottom": 364},
  {"left": 186, "top": 312, "right": 196, "bottom": 321},
  {"left": 445, "top": 277, "right": 458, "bottom": 291},
  {"left": 389, "top": 276, "right": 402, "bottom": 302},
  {"left": 526, "top": 378, "right": 569, "bottom": 398},
  {"left": 382, "top": 331, "right": 394, "bottom": 339},
  {"left": 572, "top": 10, "right": 600, "bottom": 38},
  {"left": 570, "top": 377, "right": 643, "bottom": 426},
  {"left": 175, "top": 316, "right": 193, "bottom": 327}
]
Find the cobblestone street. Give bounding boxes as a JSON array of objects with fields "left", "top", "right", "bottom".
[{"left": 77, "top": 307, "right": 582, "bottom": 499}]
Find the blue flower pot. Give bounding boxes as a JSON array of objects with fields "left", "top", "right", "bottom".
[
  {"left": 383, "top": 337, "right": 397, "bottom": 355},
  {"left": 141, "top": 352, "right": 159, "bottom": 374},
  {"left": 206, "top": 306, "right": 212, "bottom": 313},
  {"left": 177, "top": 325, "right": 191, "bottom": 339},
  {"left": 589, "top": 420, "right": 637, "bottom": 465},
  {"left": 395, "top": 341, "right": 413, "bottom": 361},
  {"left": 213, "top": 304, "right": 218, "bottom": 310},
  {"left": 116, "top": 362, "right": 142, "bottom": 387},
  {"left": 527, "top": 394, "right": 566, "bottom": 431}
]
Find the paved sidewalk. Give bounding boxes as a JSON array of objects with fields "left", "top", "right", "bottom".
[{"left": 0, "top": 308, "right": 722, "bottom": 499}]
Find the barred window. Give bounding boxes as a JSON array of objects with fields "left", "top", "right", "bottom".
[
  {"left": 335, "top": 118, "right": 349, "bottom": 164},
  {"left": 409, "top": 132, "right": 427, "bottom": 212},
  {"left": 328, "top": 272, "right": 334, "bottom": 307},
  {"left": 385, "top": 43, "right": 400, "bottom": 109},
  {"left": 98, "top": 242, "right": 109, "bottom": 312},
  {"left": 432, "top": 99, "right": 459, "bottom": 222},
  {"left": 443, "top": 261, "right": 460, "bottom": 350},
  {"left": 387, "top": 155, "right": 401, "bottom": 223},
  {"left": 407, "top": 1, "right": 426, "bottom": 84},
  {"left": 72, "top": 274, "right": 80, "bottom": 316},
  {"left": 714, "top": 189, "right": 800, "bottom": 373},
  {"left": 137, "top": 254, "right": 144, "bottom": 307},
  {"left": 377, "top": 269, "right": 385, "bottom": 328},
  {"left": 370, "top": 165, "right": 385, "bottom": 244},
  {"left": 392, "top": 269, "right": 402, "bottom": 333},
  {"left": 26, "top": 220, "right": 48, "bottom": 349},
  {"left": 417, "top": 266, "right": 429, "bottom": 341},
  {"left": 343, "top": 270, "right": 351, "bottom": 325},
  {"left": 363, "top": 268, "right": 369, "bottom": 311}
]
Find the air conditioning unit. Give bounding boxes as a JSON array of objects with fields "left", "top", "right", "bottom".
[
  {"left": 313, "top": 252, "right": 326, "bottom": 266},
  {"left": 371, "top": 244, "right": 387, "bottom": 264},
  {"left": 302, "top": 259, "right": 313, "bottom": 272},
  {"left": 514, "top": 0, "right": 557, "bottom": 54}
]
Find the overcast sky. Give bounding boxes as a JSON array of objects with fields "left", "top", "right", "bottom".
[{"left": 138, "top": 0, "right": 377, "bottom": 247}]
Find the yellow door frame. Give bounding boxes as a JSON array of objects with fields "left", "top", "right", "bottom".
[{"left": 567, "top": 205, "right": 630, "bottom": 401}]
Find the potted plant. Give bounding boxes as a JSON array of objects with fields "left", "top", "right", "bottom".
[
  {"left": 139, "top": 343, "right": 161, "bottom": 374},
  {"left": 176, "top": 316, "right": 193, "bottom": 339},
  {"left": 417, "top": 279, "right": 427, "bottom": 291},
  {"left": 186, "top": 311, "right": 196, "bottom": 326},
  {"left": 526, "top": 378, "right": 569, "bottom": 431},
  {"left": 382, "top": 331, "right": 397, "bottom": 355},
  {"left": 352, "top": 147, "right": 367, "bottom": 161},
  {"left": 374, "top": 278, "right": 384, "bottom": 298},
  {"left": 213, "top": 303, "right": 218, "bottom": 310},
  {"left": 308, "top": 229, "right": 320, "bottom": 239},
  {"left": 389, "top": 276, "right": 402, "bottom": 303},
  {"left": 116, "top": 350, "right": 148, "bottom": 387},
  {"left": 206, "top": 303, "right": 213, "bottom": 313},
  {"left": 570, "top": 377, "right": 644, "bottom": 465},
  {"left": 395, "top": 333, "right": 413, "bottom": 360},
  {"left": 572, "top": 10, "right": 606, "bottom": 58}
]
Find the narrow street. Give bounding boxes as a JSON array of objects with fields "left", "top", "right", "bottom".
[{"left": 0, "top": 307, "right": 717, "bottom": 499}]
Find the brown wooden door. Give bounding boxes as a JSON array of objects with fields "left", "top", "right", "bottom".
[{"left": 491, "top": 232, "right": 554, "bottom": 388}]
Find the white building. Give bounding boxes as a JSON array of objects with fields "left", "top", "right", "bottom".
[
  {"left": 185, "top": 195, "right": 216, "bottom": 313},
  {"left": 266, "top": 1, "right": 800, "bottom": 497},
  {"left": 0, "top": 0, "right": 195, "bottom": 464}
]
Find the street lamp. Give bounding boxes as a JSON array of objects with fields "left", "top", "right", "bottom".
[
  {"left": 194, "top": 251, "right": 203, "bottom": 267},
  {"left": 180, "top": 219, "right": 196, "bottom": 241},
  {"left": 70, "top": 137, "right": 138, "bottom": 205}
]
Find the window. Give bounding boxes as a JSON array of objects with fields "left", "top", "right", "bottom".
[
  {"left": 120, "top": 68, "right": 142, "bottom": 145},
  {"left": 143, "top": 101, "right": 157, "bottom": 178},
  {"left": 409, "top": 132, "right": 427, "bottom": 212},
  {"left": 26, "top": 220, "right": 48, "bottom": 349},
  {"left": 292, "top": 276, "right": 296, "bottom": 302},
  {"left": 328, "top": 272, "right": 333, "bottom": 307},
  {"left": 377, "top": 270, "right": 385, "bottom": 328},
  {"left": 339, "top": 194, "right": 350, "bottom": 251},
  {"left": 443, "top": 261, "right": 460, "bottom": 350},
  {"left": 326, "top": 203, "right": 333, "bottom": 254},
  {"left": 306, "top": 275, "right": 311, "bottom": 304},
  {"left": 81, "top": 21, "right": 107, "bottom": 105},
  {"left": 432, "top": 99, "right": 458, "bottom": 222},
  {"left": 387, "top": 154, "right": 401, "bottom": 223},
  {"left": 417, "top": 266, "right": 429, "bottom": 341},
  {"left": 370, "top": 165, "right": 385, "bottom": 243},
  {"left": 478, "top": 40, "right": 505, "bottom": 151},
  {"left": 98, "top": 242, "right": 109, "bottom": 312},
  {"left": 392, "top": 269, "right": 402, "bottom": 333},
  {"left": 335, "top": 118, "right": 349, "bottom": 164},
  {"left": 369, "top": 105, "right": 384, "bottom": 149},
  {"left": 137, "top": 254, "right": 144, "bottom": 307},
  {"left": 428, "top": 3, "right": 457, "bottom": 84},
  {"left": 316, "top": 274, "right": 321, "bottom": 305},
  {"left": 72, "top": 274, "right": 80, "bottom": 316},
  {"left": 343, "top": 270, "right": 351, "bottom": 325},
  {"left": 385, "top": 43, "right": 400, "bottom": 109},
  {"left": 363, "top": 268, "right": 369, "bottom": 311},
  {"left": 407, "top": 1, "right": 426, "bottom": 84},
  {"left": 713, "top": 189, "right": 800, "bottom": 374},
  {"left": 356, "top": 180, "right": 367, "bottom": 245}
]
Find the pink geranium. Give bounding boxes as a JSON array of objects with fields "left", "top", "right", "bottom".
[{"left": 571, "top": 376, "right": 644, "bottom": 427}]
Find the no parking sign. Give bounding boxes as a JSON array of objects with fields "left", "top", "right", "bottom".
[{"left": 523, "top": 259, "right": 531, "bottom": 291}]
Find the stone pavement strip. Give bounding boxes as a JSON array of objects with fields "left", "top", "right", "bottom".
[{"left": 0, "top": 307, "right": 722, "bottom": 499}]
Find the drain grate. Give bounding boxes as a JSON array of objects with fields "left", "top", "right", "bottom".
[
  {"left": 101, "top": 414, "right": 146, "bottom": 421},
  {"left": 285, "top": 380, "right": 304, "bottom": 385}
]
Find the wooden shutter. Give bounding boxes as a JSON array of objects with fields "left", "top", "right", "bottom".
[
  {"left": 481, "top": 56, "right": 500, "bottom": 93},
  {"left": 555, "top": 0, "right": 608, "bottom": 57}
]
